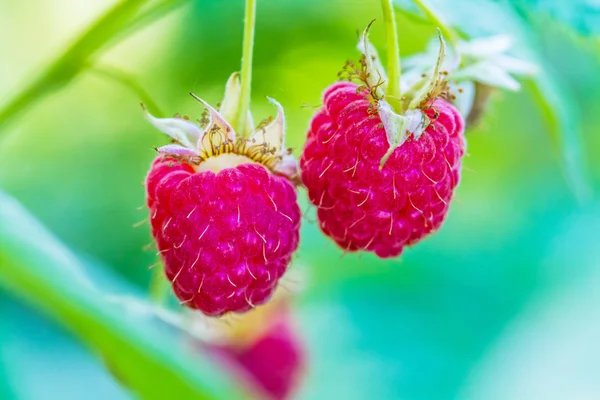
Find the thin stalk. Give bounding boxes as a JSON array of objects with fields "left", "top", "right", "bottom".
[
  {"left": 234, "top": 0, "right": 256, "bottom": 136},
  {"left": 89, "top": 64, "right": 165, "bottom": 117},
  {"left": 411, "top": 0, "right": 460, "bottom": 48},
  {"left": 380, "top": 0, "right": 402, "bottom": 109}
]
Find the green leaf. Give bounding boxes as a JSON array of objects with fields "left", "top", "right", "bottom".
[
  {"left": 110, "top": 0, "right": 192, "bottom": 45},
  {"left": 0, "top": 339, "right": 16, "bottom": 400},
  {"left": 89, "top": 64, "right": 166, "bottom": 117},
  {"left": 393, "top": 0, "right": 591, "bottom": 203},
  {"left": 0, "top": 295, "right": 130, "bottom": 399},
  {"left": 511, "top": 0, "right": 600, "bottom": 37},
  {"left": 0, "top": 0, "right": 191, "bottom": 134},
  {"left": 524, "top": 72, "right": 592, "bottom": 203},
  {"left": 0, "top": 191, "right": 247, "bottom": 400}
]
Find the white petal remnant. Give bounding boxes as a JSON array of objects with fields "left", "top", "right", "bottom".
[
  {"left": 403, "top": 34, "right": 538, "bottom": 92},
  {"left": 143, "top": 106, "right": 203, "bottom": 148},
  {"left": 378, "top": 100, "right": 427, "bottom": 169},
  {"left": 460, "top": 35, "right": 513, "bottom": 57},
  {"left": 452, "top": 62, "right": 521, "bottom": 91}
]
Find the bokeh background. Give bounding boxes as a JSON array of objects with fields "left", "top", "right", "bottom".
[{"left": 1, "top": 0, "right": 600, "bottom": 399}]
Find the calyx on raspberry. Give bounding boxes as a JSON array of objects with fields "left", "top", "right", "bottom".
[
  {"left": 300, "top": 13, "right": 467, "bottom": 258},
  {"left": 143, "top": 0, "right": 301, "bottom": 317},
  {"left": 345, "top": 24, "right": 451, "bottom": 168},
  {"left": 144, "top": 76, "right": 301, "bottom": 316},
  {"left": 143, "top": 72, "right": 297, "bottom": 181}
]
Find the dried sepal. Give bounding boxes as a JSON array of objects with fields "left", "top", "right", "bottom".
[
  {"left": 273, "top": 153, "right": 299, "bottom": 184},
  {"left": 352, "top": 25, "right": 450, "bottom": 167},
  {"left": 250, "top": 97, "right": 286, "bottom": 154},
  {"left": 378, "top": 100, "right": 426, "bottom": 169},
  {"left": 144, "top": 81, "right": 297, "bottom": 182},
  {"left": 190, "top": 92, "right": 236, "bottom": 153},
  {"left": 219, "top": 72, "right": 255, "bottom": 137},
  {"left": 357, "top": 21, "right": 387, "bottom": 99},
  {"left": 408, "top": 30, "right": 447, "bottom": 109},
  {"left": 156, "top": 144, "right": 200, "bottom": 159},
  {"left": 142, "top": 105, "right": 202, "bottom": 148},
  {"left": 219, "top": 72, "right": 242, "bottom": 126}
]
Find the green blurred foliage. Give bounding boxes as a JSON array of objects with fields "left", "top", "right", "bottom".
[
  {"left": 394, "top": 0, "right": 595, "bottom": 201},
  {"left": 0, "top": 0, "right": 599, "bottom": 399},
  {"left": 0, "top": 192, "right": 246, "bottom": 399},
  {"left": 513, "top": 0, "right": 600, "bottom": 36}
]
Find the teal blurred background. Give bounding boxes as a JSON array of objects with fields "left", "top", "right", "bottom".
[{"left": 1, "top": 0, "right": 599, "bottom": 399}]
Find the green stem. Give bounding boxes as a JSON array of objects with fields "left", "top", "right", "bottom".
[
  {"left": 234, "top": 0, "right": 256, "bottom": 136},
  {"left": 381, "top": 0, "right": 402, "bottom": 108},
  {"left": 411, "top": 0, "right": 460, "bottom": 48},
  {"left": 110, "top": 0, "right": 192, "bottom": 46},
  {"left": 89, "top": 64, "right": 165, "bottom": 117}
]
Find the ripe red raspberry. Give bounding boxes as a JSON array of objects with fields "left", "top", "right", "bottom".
[
  {"left": 211, "top": 309, "right": 304, "bottom": 400},
  {"left": 146, "top": 159, "right": 300, "bottom": 316},
  {"left": 300, "top": 81, "right": 465, "bottom": 258},
  {"left": 144, "top": 74, "right": 300, "bottom": 316}
]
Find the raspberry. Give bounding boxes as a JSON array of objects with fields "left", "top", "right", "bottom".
[
  {"left": 144, "top": 73, "right": 300, "bottom": 316},
  {"left": 210, "top": 308, "right": 304, "bottom": 400},
  {"left": 300, "top": 81, "right": 465, "bottom": 258},
  {"left": 147, "top": 160, "right": 300, "bottom": 316}
]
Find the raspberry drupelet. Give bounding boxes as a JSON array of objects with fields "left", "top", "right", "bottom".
[{"left": 144, "top": 74, "right": 301, "bottom": 317}]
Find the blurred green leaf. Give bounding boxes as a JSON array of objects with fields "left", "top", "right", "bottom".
[
  {"left": 460, "top": 208, "right": 600, "bottom": 399},
  {"left": 0, "top": 0, "right": 190, "bottom": 134},
  {"left": 89, "top": 64, "right": 166, "bottom": 117},
  {"left": 393, "top": 0, "right": 591, "bottom": 202},
  {"left": 0, "top": 191, "right": 247, "bottom": 400},
  {"left": 111, "top": 0, "right": 192, "bottom": 45},
  {"left": 0, "top": 0, "right": 149, "bottom": 132},
  {"left": 0, "top": 342, "right": 16, "bottom": 400},
  {"left": 511, "top": 0, "right": 600, "bottom": 37},
  {"left": 0, "top": 374, "right": 15, "bottom": 399},
  {"left": 1, "top": 296, "right": 129, "bottom": 400},
  {"left": 524, "top": 72, "right": 591, "bottom": 202}
]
